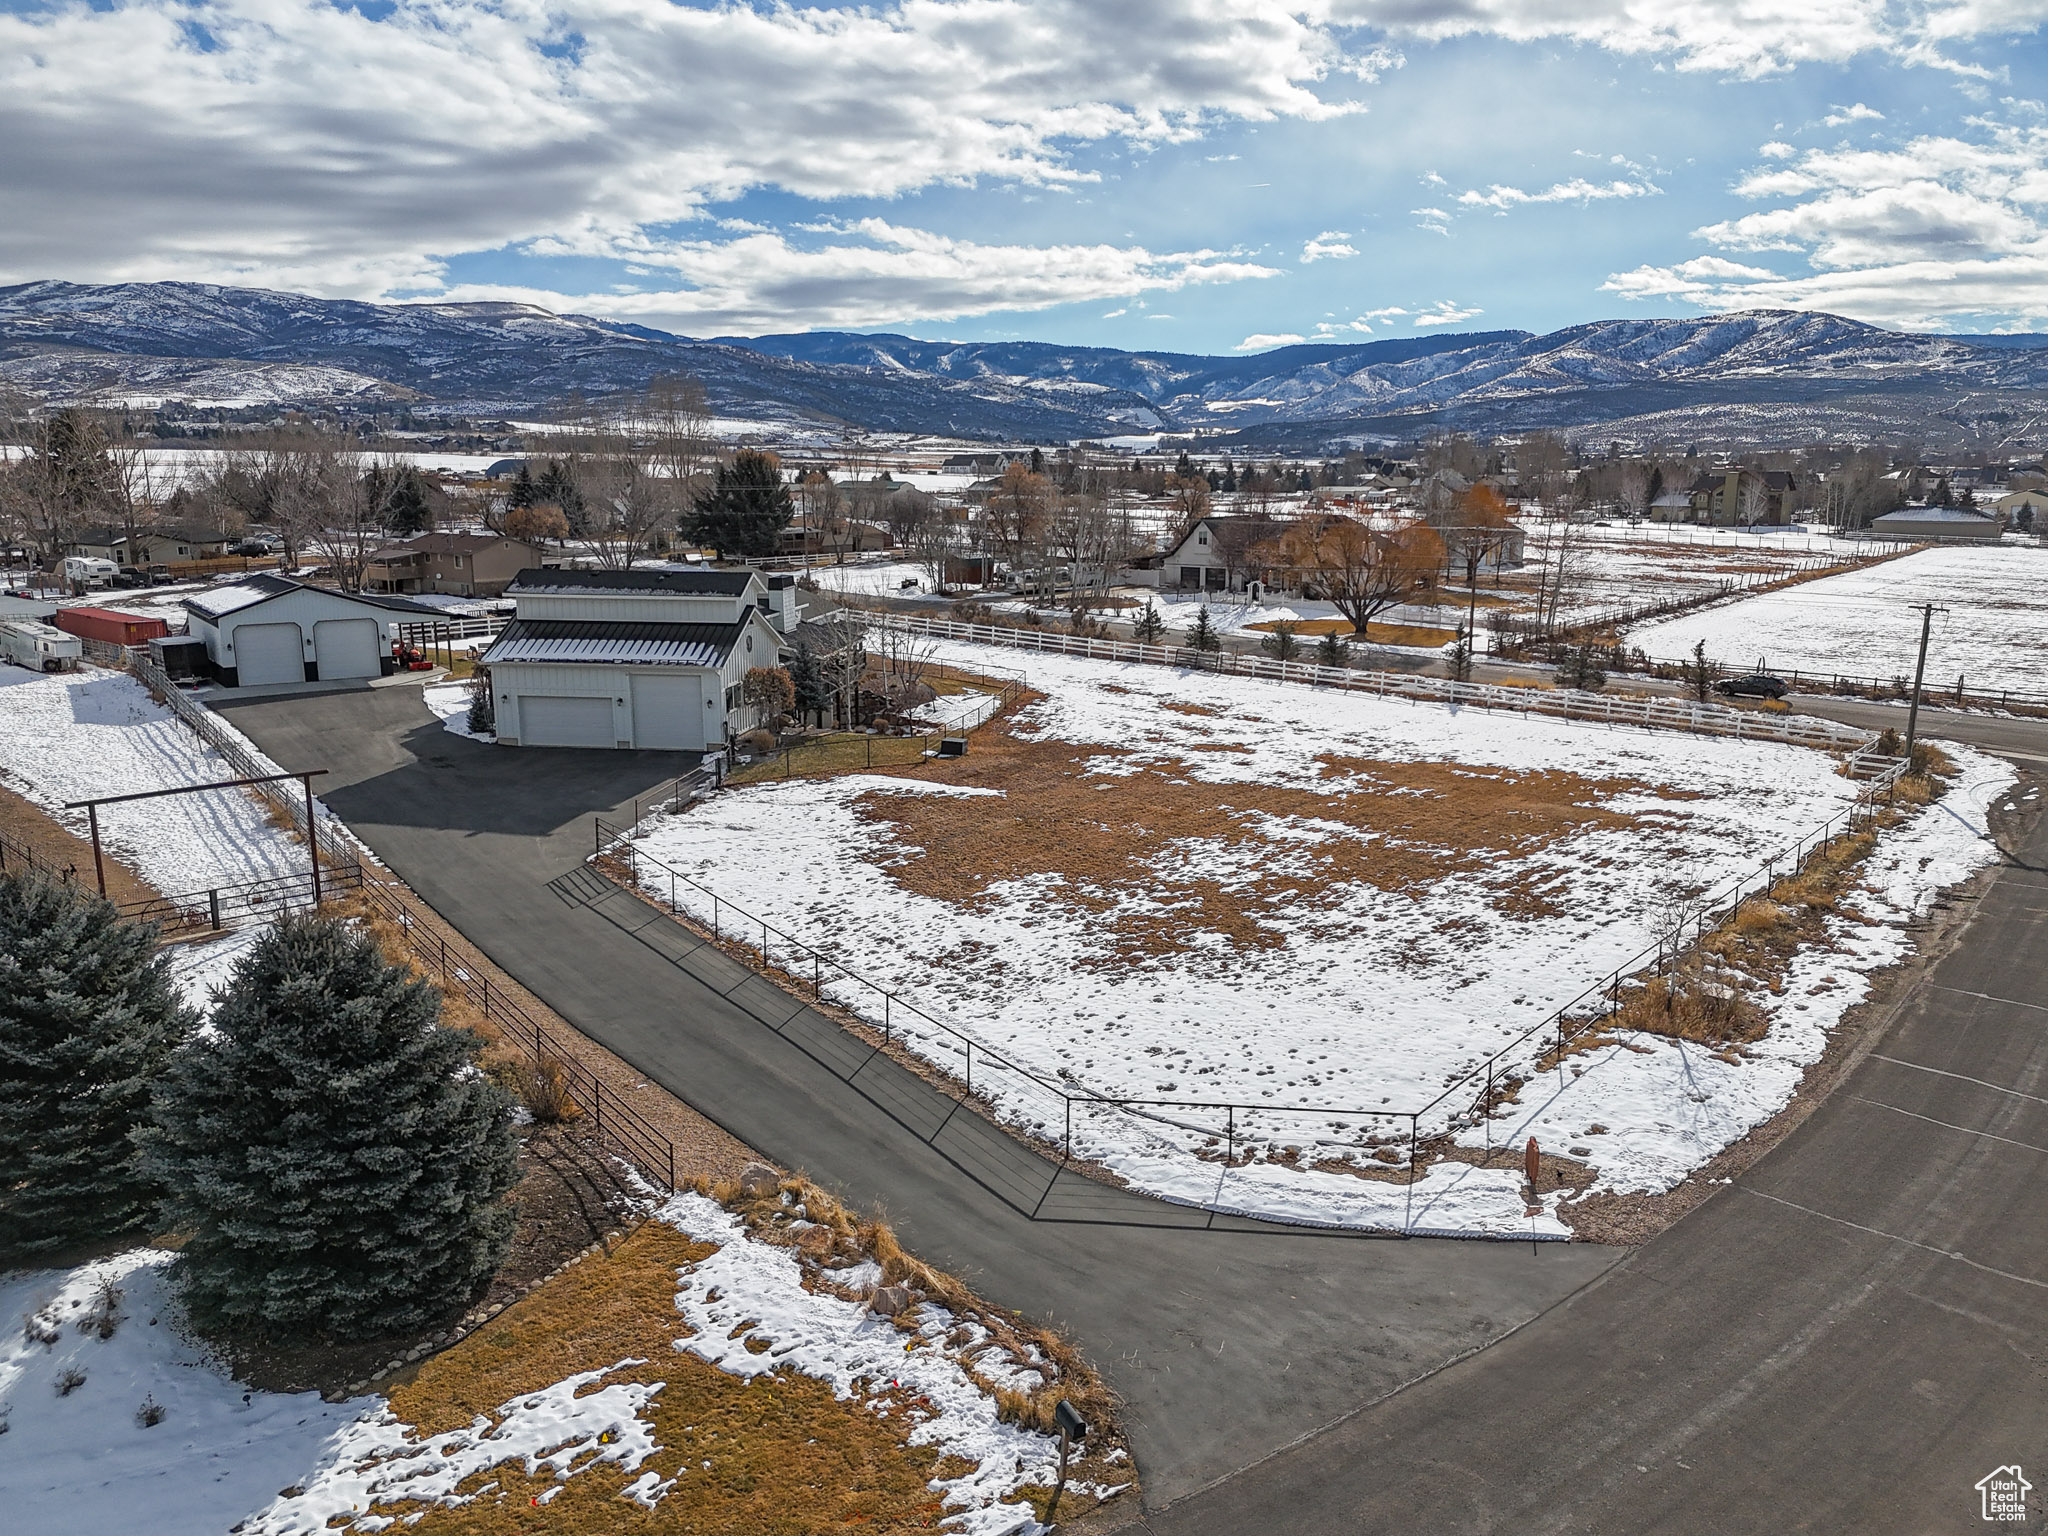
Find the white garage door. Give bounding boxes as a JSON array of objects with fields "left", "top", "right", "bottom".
[
  {"left": 520, "top": 694, "right": 615, "bottom": 749},
  {"left": 232, "top": 621, "right": 304, "bottom": 686},
  {"left": 312, "top": 617, "right": 382, "bottom": 681},
  {"left": 630, "top": 674, "right": 707, "bottom": 751}
]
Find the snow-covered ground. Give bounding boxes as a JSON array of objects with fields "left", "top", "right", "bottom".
[
  {"left": 626, "top": 640, "right": 2005, "bottom": 1235},
  {"left": 0, "top": 664, "right": 322, "bottom": 1003},
  {"left": 1627, "top": 544, "right": 2048, "bottom": 694},
  {"left": 3, "top": 1198, "right": 1087, "bottom": 1536},
  {"left": 422, "top": 681, "right": 493, "bottom": 741},
  {"left": 0, "top": 1251, "right": 368, "bottom": 1536},
  {"left": 807, "top": 559, "right": 931, "bottom": 596}
]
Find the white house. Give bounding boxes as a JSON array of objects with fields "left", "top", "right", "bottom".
[
  {"left": 182, "top": 575, "right": 441, "bottom": 687},
  {"left": 481, "top": 566, "right": 791, "bottom": 751}
]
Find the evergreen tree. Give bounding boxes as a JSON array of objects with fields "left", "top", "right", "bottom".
[
  {"left": 508, "top": 464, "right": 538, "bottom": 510},
  {"left": 0, "top": 872, "right": 194, "bottom": 1261},
  {"left": 381, "top": 467, "right": 434, "bottom": 535},
  {"left": 1260, "top": 620, "right": 1300, "bottom": 662},
  {"left": 1187, "top": 604, "right": 1221, "bottom": 654},
  {"left": 788, "top": 643, "right": 831, "bottom": 726},
  {"left": 1315, "top": 628, "right": 1349, "bottom": 668},
  {"left": 685, "top": 449, "right": 795, "bottom": 558},
  {"left": 1131, "top": 602, "right": 1166, "bottom": 644},
  {"left": 536, "top": 459, "right": 587, "bottom": 535},
  {"left": 145, "top": 912, "right": 517, "bottom": 1338},
  {"left": 1029, "top": 447, "right": 1046, "bottom": 475}
]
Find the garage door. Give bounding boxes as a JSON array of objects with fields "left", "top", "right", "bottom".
[
  {"left": 312, "top": 617, "right": 382, "bottom": 680},
  {"left": 630, "top": 674, "right": 707, "bottom": 751},
  {"left": 232, "top": 621, "right": 304, "bottom": 686},
  {"left": 520, "top": 694, "right": 615, "bottom": 749}
]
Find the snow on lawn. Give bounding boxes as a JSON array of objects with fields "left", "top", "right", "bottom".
[
  {"left": 1454, "top": 746, "right": 2013, "bottom": 1200},
  {"left": 249, "top": 1191, "right": 1089, "bottom": 1535},
  {"left": 627, "top": 640, "right": 1932, "bottom": 1235},
  {"left": 807, "top": 560, "right": 930, "bottom": 596},
  {"left": 1627, "top": 544, "right": 2048, "bottom": 693},
  {"left": 0, "top": 666, "right": 307, "bottom": 898},
  {"left": 0, "top": 665, "right": 323, "bottom": 1006},
  {"left": 0, "top": 1251, "right": 367, "bottom": 1536},
  {"left": 422, "top": 681, "right": 493, "bottom": 742}
]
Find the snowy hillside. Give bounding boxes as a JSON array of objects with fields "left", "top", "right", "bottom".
[{"left": 3, "top": 280, "right": 2044, "bottom": 444}]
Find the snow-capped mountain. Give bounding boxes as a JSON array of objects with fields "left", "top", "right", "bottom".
[{"left": 3, "top": 280, "right": 2046, "bottom": 446}]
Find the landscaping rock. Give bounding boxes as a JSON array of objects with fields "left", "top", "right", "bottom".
[
  {"left": 869, "top": 1284, "right": 913, "bottom": 1318},
  {"left": 738, "top": 1163, "right": 781, "bottom": 1198}
]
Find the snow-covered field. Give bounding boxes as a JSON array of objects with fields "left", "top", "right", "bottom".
[
  {"left": 627, "top": 640, "right": 2006, "bottom": 1235},
  {"left": 0, "top": 664, "right": 318, "bottom": 1002},
  {"left": 807, "top": 559, "right": 931, "bottom": 596},
  {"left": 1628, "top": 544, "right": 2048, "bottom": 694},
  {"left": 1, "top": 1197, "right": 1088, "bottom": 1536}
]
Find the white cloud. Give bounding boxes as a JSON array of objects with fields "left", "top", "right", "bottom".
[
  {"left": 1412, "top": 300, "right": 1484, "bottom": 327},
  {"left": 1237, "top": 331, "right": 1308, "bottom": 349},
  {"left": 1824, "top": 102, "right": 1887, "bottom": 126},
  {"left": 1412, "top": 206, "right": 1453, "bottom": 236},
  {"left": 1301, "top": 231, "right": 1360, "bottom": 261},
  {"left": 444, "top": 222, "right": 1278, "bottom": 334},
  {"left": 1456, "top": 177, "right": 1662, "bottom": 210},
  {"left": 1604, "top": 117, "right": 2048, "bottom": 327},
  {"left": 1759, "top": 140, "right": 1797, "bottom": 158},
  {"left": 1312, "top": 304, "right": 1412, "bottom": 336},
  {"left": 0, "top": 0, "right": 1354, "bottom": 299},
  {"left": 1327, "top": 0, "right": 2043, "bottom": 78}
]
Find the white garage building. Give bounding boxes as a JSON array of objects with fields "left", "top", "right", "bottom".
[
  {"left": 183, "top": 575, "right": 440, "bottom": 687},
  {"left": 482, "top": 567, "right": 790, "bottom": 750}
]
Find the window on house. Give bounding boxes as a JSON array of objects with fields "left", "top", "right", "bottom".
[
  {"left": 724, "top": 684, "right": 741, "bottom": 711},
  {"left": 1196, "top": 530, "right": 1209, "bottom": 545}
]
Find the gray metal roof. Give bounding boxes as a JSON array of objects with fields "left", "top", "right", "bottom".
[
  {"left": 183, "top": 574, "right": 443, "bottom": 621},
  {"left": 481, "top": 617, "right": 746, "bottom": 668},
  {"left": 505, "top": 566, "right": 759, "bottom": 597}
]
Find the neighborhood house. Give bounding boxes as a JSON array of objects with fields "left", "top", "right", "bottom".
[
  {"left": 480, "top": 566, "right": 801, "bottom": 751},
  {"left": 361, "top": 532, "right": 555, "bottom": 598}
]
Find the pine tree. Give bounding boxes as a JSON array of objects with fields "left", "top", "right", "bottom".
[
  {"left": 0, "top": 872, "right": 194, "bottom": 1261},
  {"left": 1260, "top": 620, "right": 1300, "bottom": 662},
  {"left": 145, "top": 912, "right": 517, "bottom": 1338},
  {"left": 1131, "top": 602, "right": 1166, "bottom": 644},
  {"left": 686, "top": 449, "right": 795, "bottom": 558},
  {"left": 788, "top": 644, "right": 831, "bottom": 726},
  {"left": 1316, "top": 628, "right": 1350, "bottom": 668},
  {"left": 1187, "top": 604, "right": 1221, "bottom": 654}
]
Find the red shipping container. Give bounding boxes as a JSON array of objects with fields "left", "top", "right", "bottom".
[{"left": 53, "top": 607, "right": 171, "bottom": 646}]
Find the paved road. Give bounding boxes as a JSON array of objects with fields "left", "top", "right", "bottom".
[
  {"left": 214, "top": 687, "right": 1617, "bottom": 1508},
  {"left": 1137, "top": 788, "right": 2048, "bottom": 1532}
]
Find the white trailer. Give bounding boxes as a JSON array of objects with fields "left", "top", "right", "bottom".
[
  {"left": 61, "top": 556, "right": 119, "bottom": 590},
  {"left": 0, "top": 620, "right": 83, "bottom": 672}
]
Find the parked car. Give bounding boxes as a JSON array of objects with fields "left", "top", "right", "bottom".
[
  {"left": 233, "top": 537, "right": 277, "bottom": 556},
  {"left": 113, "top": 568, "right": 148, "bottom": 589},
  {"left": 1715, "top": 673, "right": 1790, "bottom": 701}
]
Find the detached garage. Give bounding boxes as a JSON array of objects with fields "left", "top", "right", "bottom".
[
  {"left": 482, "top": 611, "right": 785, "bottom": 750},
  {"left": 183, "top": 575, "right": 439, "bottom": 687}
]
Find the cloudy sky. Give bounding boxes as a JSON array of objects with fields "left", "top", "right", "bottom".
[{"left": 4, "top": 0, "right": 2048, "bottom": 349}]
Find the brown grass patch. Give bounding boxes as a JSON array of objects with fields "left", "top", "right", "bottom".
[
  {"left": 0, "top": 782, "right": 164, "bottom": 910},
  {"left": 843, "top": 721, "right": 1695, "bottom": 960},
  {"left": 372, "top": 1222, "right": 962, "bottom": 1535}
]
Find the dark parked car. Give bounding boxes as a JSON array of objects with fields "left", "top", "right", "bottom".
[{"left": 1715, "top": 673, "right": 1790, "bottom": 701}]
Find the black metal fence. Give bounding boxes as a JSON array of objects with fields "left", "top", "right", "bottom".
[
  {"left": 352, "top": 877, "right": 680, "bottom": 1191},
  {"left": 590, "top": 752, "right": 1905, "bottom": 1234}
]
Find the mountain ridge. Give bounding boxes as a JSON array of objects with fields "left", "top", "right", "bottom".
[{"left": 4, "top": 280, "right": 2046, "bottom": 449}]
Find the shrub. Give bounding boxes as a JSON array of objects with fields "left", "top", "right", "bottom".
[
  {"left": 1315, "top": 628, "right": 1350, "bottom": 668},
  {"left": 1259, "top": 621, "right": 1300, "bottom": 662},
  {"left": 145, "top": 911, "right": 518, "bottom": 1339},
  {"left": 1186, "top": 605, "right": 1221, "bottom": 654},
  {"left": 0, "top": 873, "right": 195, "bottom": 1262},
  {"left": 464, "top": 670, "right": 494, "bottom": 735},
  {"left": 1130, "top": 603, "right": 1165, "bottom": 644}
]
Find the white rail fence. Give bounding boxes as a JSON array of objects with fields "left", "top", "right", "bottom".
[{"left": 871, "top": 611, "right": 1873, "bottom": 754}]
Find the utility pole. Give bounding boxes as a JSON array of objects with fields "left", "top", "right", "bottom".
[{"left": 1903, "top": 601, "right": 1945, "bottom": 765}]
